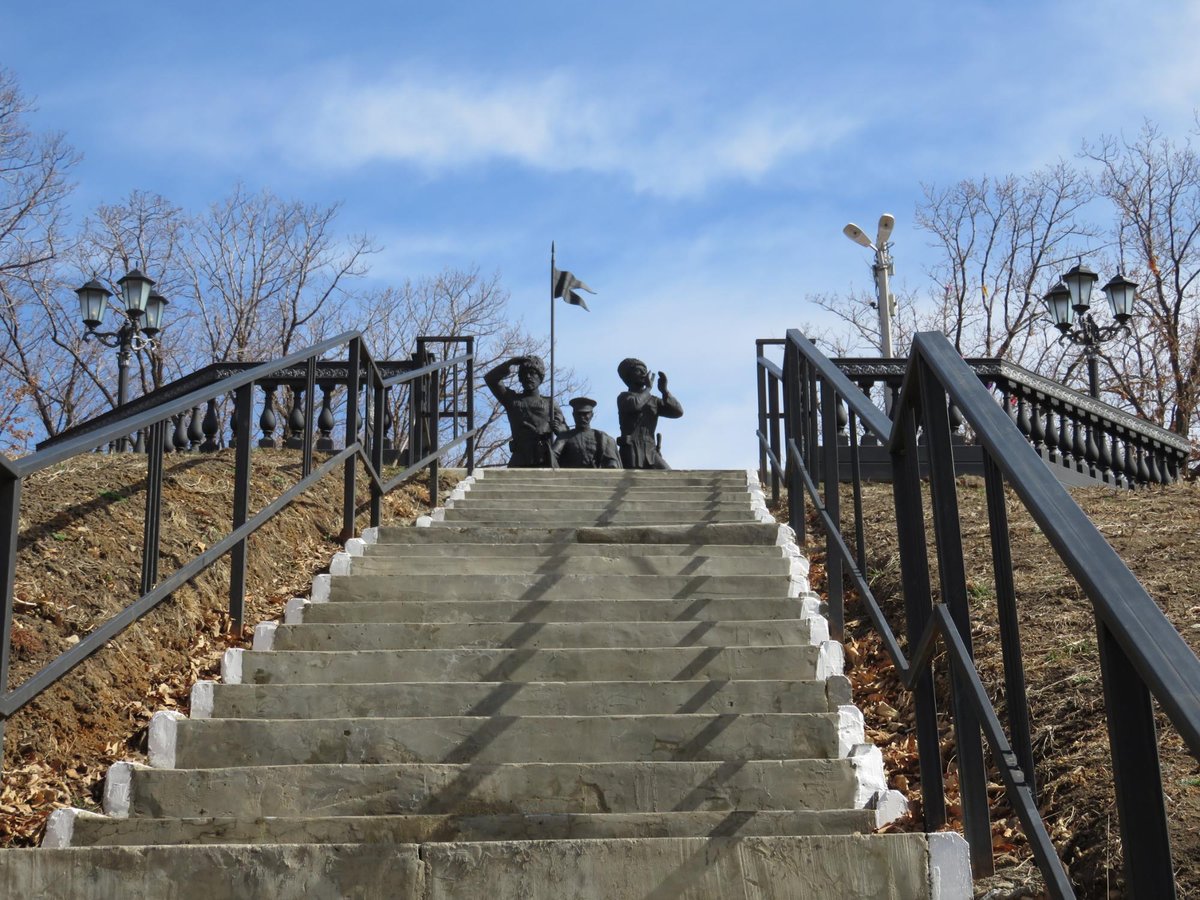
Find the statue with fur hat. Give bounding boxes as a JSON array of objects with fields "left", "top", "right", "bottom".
[{"left": 615, "top": 357, "right": 683, "bottom": 469}]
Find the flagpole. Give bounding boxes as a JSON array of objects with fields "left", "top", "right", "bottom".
[{"left": 550, "top": 241, "right": 556, "bottom": 409}]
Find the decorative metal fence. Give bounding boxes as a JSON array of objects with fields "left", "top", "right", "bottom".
[
  {"left": 756, "top": 329, "right": 1200, "bottom": 899},
  {"left": 0, "top": 331, "right": 476, "bottom": 769}
]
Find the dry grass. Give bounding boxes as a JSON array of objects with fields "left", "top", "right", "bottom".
[
  {"left": 774, "top": 478, "right": 1200, "bottom": 899},
  {"left": 1, "top": 450, "right": 458, "bottom": 845}
]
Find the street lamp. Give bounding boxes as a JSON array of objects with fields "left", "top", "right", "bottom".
[
  {"left": 1043, "top": 261, "right": 1137, "bottom": 399},
  {"left": 76, "top": 269, "right": 169, "bottom": 449},
  {"left": 843, "top": 213, "right": 897, "bottom": 358}
]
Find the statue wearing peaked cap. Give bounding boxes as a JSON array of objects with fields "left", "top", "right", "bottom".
[{"left": 554, "top": 397, "right": 622, "bottom": 469}]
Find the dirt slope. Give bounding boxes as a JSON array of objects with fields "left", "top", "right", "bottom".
[
  {"left": 1, "top": 450, "right": 458, "bottom": 845},
  {"left": 782, "top": 479, "right": 1200, "bottom": 899}
]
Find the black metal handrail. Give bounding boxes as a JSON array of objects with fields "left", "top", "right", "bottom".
[
  {"left": 0, "top": 330, "right": 477, "bottom": 770},
  {"left": 755, "top": 328, "right": 1200, "bottom": 898}
]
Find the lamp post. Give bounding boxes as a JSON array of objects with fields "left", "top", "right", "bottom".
[
  {"left": 76, "top": 269, "right": 169, "bottom": 450},
  {"left": 843, "top": 213, "right": 897, "bottom": 359},
  {"left": 1043, "top": 262, "right": 1137, "bottom": 399}
]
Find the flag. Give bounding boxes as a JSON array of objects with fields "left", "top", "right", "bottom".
[{"left": 552, "top": 265, "right": 596, "bottom": 311}]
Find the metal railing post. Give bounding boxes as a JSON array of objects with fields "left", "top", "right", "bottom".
[
  {"left": 466, "top": 337, "right": 476, "bottom": 475},
  {"left": 343, "top": 338, "right": 361, "bottom": 542},
  {"left": 0, "top": 465, "right": 21, "bottom": 764},
  {"left": 140, "top": 420, "right": 166, "bottom": 595},
  {"left": 302, "top": 357, "right": 316, "bottom": 478},
  {"left": 428, "top": 365, "right": 440, "bottom": 507},
  {"left": 370, "top": 371, "right": 385, "bottom": 528},
  {"left": 1097, "top": 622, "right": 1176, "bottom": 898},
  {"left": 782, "top": 340, "right": 804, "bottom": 543},
  {"left": 820, "top": 378, "right": 844, "bottom": 640},
  {"left": 918, "top": 361, "right": 992, "bottom": 878},
  {"left": 982, "top": 450, "right": 1037, "bottom": 802},
  {"left": 767, "top": 372, "right": 781, "bottom": 506},
  {"left": 229, "top": 385, "right": 254, "bottom": 632},
  {"left": 891, "top": 400, "right": 946, "bottom": 831},
  {"left": 757, "top": 341, "right": 769, "bottom": 485}
]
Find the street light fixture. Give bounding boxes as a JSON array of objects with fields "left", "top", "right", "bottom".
[
  {"left": 1043, "top": 261, "right": 1137, "bottom": 399},
  {"left": 843, "top": 213, "right": 897, "bottom": 358},
  {"left": 76, "top": 269, "right": 168, "bottom": 449}
]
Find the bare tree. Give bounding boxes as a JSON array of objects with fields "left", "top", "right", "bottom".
[
  {"left": 0, "top": 69, "right": 86, "bottom": 449},
  {"left": 1084, "top": 124, "right": 1200, "bottom": 438},
  {"left": 182, "top": 184, "right": 377, "bottom": 364},
  {"left": 916, "top": 163, "right": 1098, "bottom": 367},
  {"left": 359, "top": 266, "right": 586, "bottom": 466}
]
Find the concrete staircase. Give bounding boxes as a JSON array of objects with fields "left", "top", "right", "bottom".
[{"left": 4, "top": 468, "right": 969, "bottom": 898}]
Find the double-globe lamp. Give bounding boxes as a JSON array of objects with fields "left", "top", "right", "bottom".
[{"left": 1043, "top": 262, "right": 1137, "bottom": 399}]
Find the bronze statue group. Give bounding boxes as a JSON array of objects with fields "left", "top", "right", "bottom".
[{"left": 485, "top": 355, "right": 683, "bottom": 469}]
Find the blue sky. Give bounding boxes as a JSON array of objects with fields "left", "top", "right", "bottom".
[{"left": 4, "top": 0, "right": 1200, "bottom": 467}]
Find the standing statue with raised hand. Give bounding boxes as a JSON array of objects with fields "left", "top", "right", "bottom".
[
  {"left": 484, "top": 355, "right": 567, "bottom": 468},
  {"left": 554, "top": 397, "right": 622, "bottom": 469},
  {"left": 616, "top": 357, "right": 684, "bottom": 469}
]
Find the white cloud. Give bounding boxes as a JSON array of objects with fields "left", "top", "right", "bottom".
[{"left": 136, "top": 66, "right": 862, "bottom": 199}]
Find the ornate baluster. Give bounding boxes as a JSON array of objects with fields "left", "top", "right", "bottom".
[
  {"left": 316, "top": 384, "right": 336, "bottom": 450},
  {"left": 286, "top": 387, "right": 305, "bottom": 449},
  {"left": 1071, "top": 413, "right": 1087, "bottom": 474},
  {"left": 172, "top": 414, "right": 189, "bottom": 453},
  {"left": 836, "top": 398, "right": 849, "bottom": 445},
  {"left": 1109, "top": 432, "right": 1125, "bottom": 488},
  {"left": 187, "top": 406, "right": 204, "bottom": 451},
  {"left": 1041, "top": 400, "right": 1057, "bottom": 460},
  {"left": 1166, "top": 450, "right": 1181, "bottom": 483},
  {"left": 1083, "top": 414, "right": 1100, "bottom": 479},
  {"left": 1123, "top": 436, "right": 1138, "bottom": 488},
  {"left": 1095, "top": 417, "right": 1113, "bottom": 483},
  {"left": 201, "top": 398, "right": 220, "bottom": 452},
  {"left": 1029, "top": 395, "right": 1046, "bottom": 455},
  {"left": 259, "top": 383, "right": 278, "bottom": 448},
  {"left": 133, "top": 431, "right": 146, "bottom": 454},
  {"left": 1136, "top": 443, "right": 1152, "bottom": 485},
  {"left": 1016, "top": 393, "right": 1031, "bottom": 437},
  {"left": 1155, "top": 446, "right": 1170, "bottom": 484}
]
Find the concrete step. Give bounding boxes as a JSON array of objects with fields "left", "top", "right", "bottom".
[
  {"left": 166, "top": 713, "right": 854, "bottom": 768},
  {"left": 198, "top": 678, "right": 849, "bottom": 720},
  {"left": 232, "top": 643, "right": 837, "bottom": 685},
  {"left": 439, "top": 510, "right": 758, "bottom": 525},
  {"left": 116, "top": 758, "right": 871, "bottom": 819},
  {"left": 448, "top": 500, "right": 756, "bottom": 513},
  {"left": 295, "top": 597, "right": 816, "bottom": 624},
  {"left": 327, "top": 573, "right": 797, "bottom": 602},
  {"left": 373, "top": 522, "right": 786, "bottom": 545},
  {"left": 2, "top": 834, "right": 968, "bottom": 898},
  {"left": 64, "top": 808, "right": 880, "bottom": 847},
  {"left": 361, "top": 543, "right": 787, "bottom": 559},
  {"left": 457, "top": 488, "right": 755, "bottom": 501},
  {"left": 269, "top": 619, "right": 826, "bottom": 651},
  {"left": 346, "top": 556, "right": 791, "bottom": 577},
  {"left": 478, "top": 471, "right": 751, "bottom": 483}
]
